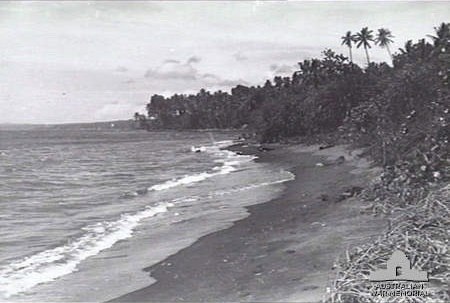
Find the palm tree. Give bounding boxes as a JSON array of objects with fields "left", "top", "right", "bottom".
[
  {"left": 375, "top": 28, "right": 394, "bottom": 61},
  {"left": 341, "top": 31, "right": 356, "bottom": 62},
  {"left": 355, "top": 27, "right": 374, "bottom": 65},
  {"left": 427, "top": 22, "right": 450, "bottom": 47}
]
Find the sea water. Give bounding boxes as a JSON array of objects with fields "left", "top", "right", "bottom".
[{"left": 0, "top": 128, "right": 293, "bottom": 302}]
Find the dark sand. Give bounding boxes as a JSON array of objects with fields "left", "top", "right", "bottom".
[{"left": 110, "top": 144, "right": 386, "bottom": 302}]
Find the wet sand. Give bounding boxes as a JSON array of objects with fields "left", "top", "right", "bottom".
[{"left": 110, "top": 143, "right": 386, "bottom": 302}]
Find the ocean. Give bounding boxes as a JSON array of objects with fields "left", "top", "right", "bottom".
[{"left": 0, "top": 128, "right": 294, "bottom": 302}]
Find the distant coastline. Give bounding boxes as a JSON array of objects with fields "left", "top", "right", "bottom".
[{"left": 0, "top": 120, "right": 133, "bottom": 131}]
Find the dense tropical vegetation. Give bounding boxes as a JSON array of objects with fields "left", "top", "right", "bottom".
[{"left": 135, "top": 24, "right": 449, "bottom": 187}]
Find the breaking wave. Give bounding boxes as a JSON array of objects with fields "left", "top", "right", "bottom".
[
  {"left": 149, "top": 140, "right": 254, "bottom": 192},
  {"left": 0, "top": 202, "right": 172, "bottom": 298}
]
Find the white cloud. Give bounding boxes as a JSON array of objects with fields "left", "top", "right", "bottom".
[
  {"left": 187, "top": 56, "right": 201, "bottom": 64},
  {"left": 269, "top": 64, "right": 297, "bottom": 75},
  {"left": 144, "top": 57, "right": 245, "bottom": 88},
  {"left": 145, "top": 59, "right": 198, "bottom": 80},
  {"left": 93, "top": 101, "right": 143, "bottom": 121}
]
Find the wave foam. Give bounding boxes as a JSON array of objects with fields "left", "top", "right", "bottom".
[
  {"left": 0, "top": 202, "right": 172, "bottom": 298},
  {"left": 149, "top": 140, "right": 254, "bottom": 192},
  {"left": 209, "top": 172, "right": 296, "bottom": 197}
]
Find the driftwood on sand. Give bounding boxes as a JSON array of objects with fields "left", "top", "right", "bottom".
[{"left": 326, "top": 184, "right": 450, "bottom": 303}]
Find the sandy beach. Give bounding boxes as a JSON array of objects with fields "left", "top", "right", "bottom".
[{"left": 108, "top": 143, "right": 387, "bottom": 302}]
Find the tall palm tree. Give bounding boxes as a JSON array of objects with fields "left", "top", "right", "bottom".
[
  {"left": 355, "top": 27, "right": 374, "bottom": 65},
  {"left": 341, "top": 31, "right": 356, "bottom": 62},
  {"left": 375, "top": 28, "right": 394, "bottom": 61}
]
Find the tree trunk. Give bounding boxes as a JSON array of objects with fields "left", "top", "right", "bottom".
[
  {"left": 386, "top": 45, "right": 393, "bottom": 63},
  {"left": 364, "top": 46, "right": 370, "bottom": 65},
  {"left": 349, "top": 47, "right": 353, "bottom": 62}
]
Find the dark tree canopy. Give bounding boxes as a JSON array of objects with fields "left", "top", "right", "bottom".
[{"left": 135, "top": 23, "right": 449, "bottom": 185}]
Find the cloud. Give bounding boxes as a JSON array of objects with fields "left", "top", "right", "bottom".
[
  {"left": 144, "top": 57, "right": 244, "bottom": 88},
  {"left": 163, "top": 59, "right": 181, "bottom": 64},
  {"left": 201, "top": 73, "right": 247, "bottom": 87},
  {"left": 94, "top": 101, "right": 143, "bottom": 121},
  {"left": 187, "top": 56, "right": 201, "bottom": 64},
  {"left": 216, "top": 79, "right": 248, "bottom": 87},
  {"left": 144, "top": 57, "right": 201, "bottom": 80},
  {"left": 201, "top": 73, "right": 221, "bottom": 82},
  {"left": 144, "top": 59, "right": 197, "bottom": 80},
  {"left": 0, "top": 2, "right": 163, "bottom": 23},
  {"left": 269, "top": 63, "right": 297, "bottom": 75}
]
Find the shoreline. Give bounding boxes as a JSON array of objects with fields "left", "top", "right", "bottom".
[{"left": 110, "top": 143, "right": 386, "bottom": 302}]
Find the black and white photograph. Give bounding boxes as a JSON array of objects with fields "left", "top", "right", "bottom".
[{"left": 0, "top": 1, "right": 449, "bottom": 302}]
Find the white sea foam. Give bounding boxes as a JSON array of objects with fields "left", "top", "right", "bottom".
[
  {"left": 209, "top": 172, "right": 296, "bottom": 197},
  {"left": 168, "top": 172, "right": 295, "bottom": 205},
  {"left": 0, "top": 202, "right": 172, "bottom": 299},
  {"left": 149, "top": 140, "right": 254, "bottom": 192}
]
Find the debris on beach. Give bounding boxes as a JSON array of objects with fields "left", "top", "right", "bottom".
[
  {"left": 335, "top": 156, "right": 346, "bottom": 165},
  {"left": 257, "top": 145, "right": 275, "bottom": 152},
  {"left": 319, "top": 144, "right": 335, "bottom": 150},
  {"left": 191, "top": 146, "right": 206, "bottom": 153},
  {"left": 336, "top": 186, "right": 364, "bottom": 202},
  {"left": 326, "top": 184, "right": 450, "bottom": 303},
  {"left": 320, "top": 194, "right": 329, "bottom": 201}
]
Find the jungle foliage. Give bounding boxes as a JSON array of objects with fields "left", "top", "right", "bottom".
[{"left": 137, "top": 24, "right": 449, "bottom": 186}]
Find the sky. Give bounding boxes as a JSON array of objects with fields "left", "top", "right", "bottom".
[{"left": 0, "top": 1, "right": 449, "bottom": 124}]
